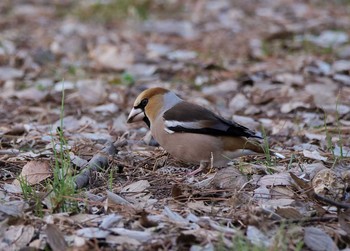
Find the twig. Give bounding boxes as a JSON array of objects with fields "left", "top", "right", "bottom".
[
  {"left": 0, "top": 149, "right": 20, "bottom": 155},
  {"left": 312, "top": 127, "right": 350, "bottom": 134},
  {"left": 313, "top": 193, "right": 350, "bottom": 209},
  {"left": 74, "top": 139, "right": 127, "bottom": 189},
  {"left": 274, "top": 216, "right": 338, "bottom": 225},
  {"left": 290, "top": 172, "right": 350, "bottom": 209}
]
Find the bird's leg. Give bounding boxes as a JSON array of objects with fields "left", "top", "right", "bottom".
[
  {"left": 209, "top": 152, "right": 214, "bottom": 173},
  {"left": 187, "top": 152, "right": 215, "bottom": 176},
  {"left": 187, "top": 160, "right": 210, "bottom": 176}
]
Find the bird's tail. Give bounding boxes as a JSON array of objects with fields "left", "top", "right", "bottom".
[
  {"left": 245, "top": 139, "right": 285, "bottom": 159},
  {"left": 222, "top": 137, "right": 285, "bottom": 159}
]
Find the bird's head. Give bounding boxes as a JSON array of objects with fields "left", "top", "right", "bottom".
[{"left": 127, "top": 87, "right": 181, "bottom": 128}]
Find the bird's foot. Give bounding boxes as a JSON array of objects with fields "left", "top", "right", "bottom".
[{"left": 187, "top": 160, "right": 212, "bottom": 176}]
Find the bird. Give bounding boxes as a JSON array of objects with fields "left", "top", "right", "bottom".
[{"left": 127, "top": 87, "right": 284, "bottom": 169}]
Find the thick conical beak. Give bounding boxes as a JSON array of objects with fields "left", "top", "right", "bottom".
[{"left": 127, "top": 107, "right": 145, "bottom": 123}]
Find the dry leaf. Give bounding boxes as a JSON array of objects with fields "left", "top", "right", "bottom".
[
  {"left": 262, "top": 198, "right": 295, "bottom": 208},
  {"left": 187, "top": 201, "right": 215, "bottom": 213},
  {"left": 163, "top": 206, "right": 188, "bottom": 224},
  {"left": 171, "top": 184, "right": 183, "bottom": 199},
  {"left": 290, "top": 172, "right": 314, "bottom": 197},
  {"left": 339, "top": 209, "right": 350, "bottom": 235},
  {"left": 3, "top": 125, "right": 26, "bottom": 136},
  {"left": 13, "top": 161, "right": 51, "bottom": 186},
  {"left": 76, "top": 227, "right": 110, "bottom": 239},
  {"left": 305, "top": 83, "right": 337, "bottom": 106},
  {"left": 100, "top": 214, "right": 123, "bottom": 229},
  {"left": 45, "top": 224, "right": 68, "bottom": 251},
  {"left": 303, "top": 149, "right": 328, "bottom": 161},
  {"left": 303, "top": 30, "right": 348, "bottom": 48},
  {"left": 303, "top": 162, "right": 326, "bottom": 178},
  {"left": 89, "top": 44, "right": 134, "bottom": 71},
  {"left": 2, "top": 1, "right": 350, "bottom": 250},
  {"left": 106, "top": 190, "right": 134, "bottom": 207},
  {"left": 121, "top": 180, "right": 150, "bottom": 193},
  {"left": 304, "top": 132, "right": 327, "bottom": 141},
  {"left": 312, "top": 168, "right": 345, "bottom": 200},
  {"left": 15, "top": 87, "right": 48, "bottom": 102},
  {"left": 246, "top": 225, "right": 271, "bottom": 247},
  {"left": 0, "top": 201, "right": 28, "bottom": 216},
  {"left": 3, "top": 184, "right": 22, "bottom": 194},
  {"left": 106, "top": 235, "right": 141, "bottom": 246},
  {"left": 229, "top": 93, "right": 250, "bottom": 113},
  {"left": 0, "top": 67, "right": 24, "bottom": 81},
  {"left": 270, "top": 186, "right": 294, "bottom": 199},
  {"left": 275, "top": 73, "right": 304, "bottom": 86},
  {"left": 304, "top": 227, "right": 338, "bottom": 251},
  {"left": 275, "top": 207, "right": 303, "bottom": 219},
  {"left": 257, "top": 172, "right": 292, "bottom": 187},
  {"left": 281, "top": 101, "right": 310, "bottom": 113},
  {"left": 203, "top": 80, "right": 239, "bottom": 95},
  {"left": 139, "top": 210, "right": 158, "bottom": 228},
  {"left": 143, "top": 19, "right": 198, "bottom": 39},
  {"left": 212, "top": 167, "right": 248, "bottom": 190},
  {"left": 254, "top": 185, "right": 271, "bottom": 202},
  {"left": 76, "top": 79, "right": 107, "bottom": 105},
  {"left": 1, "top": 225, "right": 35, "bottom": 250},
  {"left": 109, "top": 228, "right": 152, "bottom": 242}
]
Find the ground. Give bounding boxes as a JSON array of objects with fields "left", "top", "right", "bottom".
[{"left": 0, "top": 0, "right": 350, "bottom": 250}]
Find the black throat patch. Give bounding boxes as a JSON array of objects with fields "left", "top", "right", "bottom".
[{"left": 143, "top": 116, "right": 150, "bottom": 128}]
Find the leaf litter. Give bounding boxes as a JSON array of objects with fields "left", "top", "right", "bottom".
[{"left": 0, "top": 0, "right": 350, "bottom": 250}]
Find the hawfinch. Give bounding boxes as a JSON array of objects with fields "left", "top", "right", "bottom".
[{"left": 127, "top": 87, "right": 283, "bottom": 167}]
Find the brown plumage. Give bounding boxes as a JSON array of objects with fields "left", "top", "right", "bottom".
[{"left": 127, "top": 87, "right": 283, "bottom": 166}]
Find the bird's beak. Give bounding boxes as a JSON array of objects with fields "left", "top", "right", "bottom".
[{"left": 127, "top": 107, "right": 145, "bottom": 123}]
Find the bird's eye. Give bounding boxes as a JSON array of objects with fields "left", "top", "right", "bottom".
[{"left": 140, "top": 98, "right": 148, "bottom": 107}]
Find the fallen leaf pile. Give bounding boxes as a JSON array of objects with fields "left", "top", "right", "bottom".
[{"left": 0, "top": 0, "right": 350, "bottom": 250}]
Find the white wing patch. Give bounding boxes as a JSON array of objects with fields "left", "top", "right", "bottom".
[
  {"left": 164, "top": 120, "right": 203, "bottom": 129},
  {"left": 164, "top": 127, "right": 175, "bottom": 134}
]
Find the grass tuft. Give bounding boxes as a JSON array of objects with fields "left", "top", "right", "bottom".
[
  {"left": 18, "top": 176, "right": 44, "bottom": 217},
  {"left": 216, "top": 233, "right": 268, "bottom": 251},
  {"left": 49, "top": 86, "right": 78, "bottom": 213},
  {"left": 73, "top": 0, "right": 152, "bottom": 24},
  {"left": 260, "top": 126, "right": 276, "bottom": 170},
  {"left": 108, "top": 167, "right": 114, "bottom": 191}
]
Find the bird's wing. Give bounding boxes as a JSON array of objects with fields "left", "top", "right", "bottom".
[{"left": 163, "top": 102, "right": 261, "bottom": 138}]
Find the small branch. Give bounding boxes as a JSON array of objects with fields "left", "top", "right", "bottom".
[
  {"left": 290, "top": 172, "right": 350, "bottom": 209},
  {"left": 74, "top": 139, "right": 127, "bottom": 189},
  {"left": 313, "top": 193, "right": 350, "bottom": 209},
  {"left": 312, "top": 127, "right": 350, "bottom": 134},
  {"left": 274, "top": 216, "right": 338, "bottom": 225},
  {"left": 0, "top": 149, "right": 20, "bottom": 155}
]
